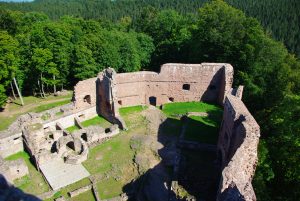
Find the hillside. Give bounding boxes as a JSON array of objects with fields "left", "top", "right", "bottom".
[{"left": 0, "top": 0, "right": 299, "bottom": 57}]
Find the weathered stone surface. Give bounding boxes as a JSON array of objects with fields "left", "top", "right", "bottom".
[
  {"left": 0, "top": 157, "right": 29, "bottom": 184},
  {"left": 68, "top": 184, "right": 92, "bottom": 197},
  {"left": 217, "top": 92, "right": 260, "bottom": 201},
  {"left": 73, "top": 63, "right": 234, "bottom": 129}
]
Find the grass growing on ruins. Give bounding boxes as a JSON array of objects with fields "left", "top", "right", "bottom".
[
  {"left": 81, "top": 105, "right": 148, "bottom": 199},
  {"left": 162, "top": 101, "right": 221, "bottom": 116},
  {"left": 162, "top": 102, "right": 223, "bottom": 143},
  {"left": 44, "top": 178, "right": 93, "bottom": 201},
  {"left": 5, "top": 151, "right": 50, "bottom": 195},
  {"left": 184, "top": 114, "right": 222, "bottom": 144},
  {"left": 81, "top": 115, "right": 112, "bottom": 128},
  {"left": 32, "top": 99, "right": 71, "bottom": 113},
  {"left": 0, "top": 92, "right": 72, "bottom": 131},
  {"left": 66, "top": 125, "right": 80, "bottom": 133}
]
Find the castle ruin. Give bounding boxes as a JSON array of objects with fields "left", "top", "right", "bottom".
[{"left": 0, "top": 63, "right": 260, "bottom": 201}]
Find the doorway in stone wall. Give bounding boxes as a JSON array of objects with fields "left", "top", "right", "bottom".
[{"left": 149, "top": 96, "right": 157, "bottom": 106}]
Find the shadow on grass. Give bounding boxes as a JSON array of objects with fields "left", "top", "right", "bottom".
[
  {"left": 122, "top": 111, "right": 221, "bottom": 201},
  {"left": 0, "top": 174, "right": 41, "bottom": 201}
]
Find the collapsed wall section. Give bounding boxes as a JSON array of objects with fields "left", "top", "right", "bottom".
[
  {"left": 74, "top": 77, "right": 97, "bottom": 109},
  {"left": 217, "top": 93, "right": 260, "bottom": 201}
]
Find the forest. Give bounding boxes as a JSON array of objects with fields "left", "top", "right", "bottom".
[
  {"left": 0, "top": 0, "right": 299, "bottom": 58},
  {"left": 0, "top": 0, "right": 299, "bottom": 200}
]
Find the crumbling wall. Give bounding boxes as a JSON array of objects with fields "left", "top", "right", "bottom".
[
  {"left": 0, "top": 157, "right": 29, "bottom": 184},
  {"left": 217, "top": 92, "right": 260, "bottom": 201},
  {"left": 0, "top": 132, "right": 23, "bottom": 158},
  {"left": 114, "top": 63, "right": 233, "bottom": 107},
  {"left": 80, "top": 63, "right": 233, "bottom": 128},
  {"left": 74, "top": 77, "right": 97, "bottom": 109}
]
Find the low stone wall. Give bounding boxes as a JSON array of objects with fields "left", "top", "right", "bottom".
[
  {"left": 0, "top": 131, "right": 23, "bottom": 158},
  {"left": 217, "top": 92, "right": 260, "bottom": 201},
  {"left": 43, "top": 106, "right": 97, "bottom": 130},
  {"left": 68, "top": 184, "right": 92, "bottom": 197}
]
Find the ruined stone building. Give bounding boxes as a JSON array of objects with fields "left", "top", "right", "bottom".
[{"left": 0, "top": 63, "right": 260, "bottom": 201}]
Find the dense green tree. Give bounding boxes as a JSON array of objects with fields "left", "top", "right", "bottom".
[{"left": 0, "top": 31, "right": 19, "bottom": 106}]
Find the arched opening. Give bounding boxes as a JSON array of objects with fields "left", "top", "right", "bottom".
[
  {"left": 149, "top": 96, "right": 157, "bottom": 106},
  {"left": 182, "top": 84, "right": 190, "bottom": 90},
  {"left": 118, "top": 100, "right": 122, "bottom": 105},
  {"left": 169, "top": 97, "right": 174, "bottom": 102},
  {"left": 83, "top": 95, "right": 91, "bottom": 104},
  {"left": 81, "top": 133, "right": 87, "bottom": 142},
  {"left": 66, "top": 141, "right": 75, "bottom": 151}
]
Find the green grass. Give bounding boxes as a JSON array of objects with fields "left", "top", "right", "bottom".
[
  {"left": 119, "top": 105, "right": 146, "bottom": 116},
  {"left": 32, "top": 99, "right": 71, "bottom": 113},
  {"left": 185, "top": 115, "right": 221, "bottom": 144},
  {"left": 161, "top": 102, "right": 223, "bottom": 143},
  {"left": 97, "top": 177, "right": 123, "bottom": 199},
  {"left": 44, "top": 178, "right": 92, "bottom": 201},
  {"left": 9, "top": 93, "right": 72, "bottom": 112},
  {"left": 162, "top": 101, "right": 221, "bottom": 117},
  {"left": 0, "top": 92, "right": 72, "bottom": 131},
  {"left": 66, "top": 125, "right": 80, "bottom": 133},
  {"left": 72, "top": 190, "right": 96, "bottom": 201},
  {"left": 81, "top": 116, "right": 111, "bottom": 128},
  {"left": 5, "top": 151, "right": 50, "bottom": 195}
]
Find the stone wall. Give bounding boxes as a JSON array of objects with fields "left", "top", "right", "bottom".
[
  {"left": 217, "top": 92, "right": 260, "bottom": 201},
  {"left": 74, "top": 77, "right": 98, "bottom": 109},
  {"left": 112, "top": 63, "right": 233, "bottom": 108},
  {"left": 0, "top": 132, "right": 23, "bottom": 158},
  {"left": 74, "top": 63, "right": 234, "bottom": 128}
]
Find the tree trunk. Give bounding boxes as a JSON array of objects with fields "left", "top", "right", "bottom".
[
  {"left": 41, "top": 73, "right": 46, "bottom": 98},
  {"left": 53, "top": 74, "right": 56, "bottom": 94},
  {"left": 38, "top": 79, "right": 43, "bottom": 98},
  {"left": 13, "top": 77, "right": 24, "bottom": 106},
  {"left": 10, "top": 82, "right": 16, "bottom": 100}
]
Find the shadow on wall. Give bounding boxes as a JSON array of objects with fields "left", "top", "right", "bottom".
[
  {"left": 0, "top": 174, "right": 41, "bottom": 201},
  {"left": 122, "top": 112, "right": 222, "bottom": 201}
]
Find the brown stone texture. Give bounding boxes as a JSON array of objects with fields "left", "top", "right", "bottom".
[
  {"left": 0, "top": 157, "right": 29, "bottom": 183},
  {"left": 73, "top": 63, "right": 233, "bottom": 129},
  {"left": 74, "top": 77, "right": 97, "bottom": 109},
  {"left": 217, "top": 92, "right": 260, "bottom": 201}
]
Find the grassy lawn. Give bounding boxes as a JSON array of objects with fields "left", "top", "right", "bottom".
[
  {"left": 44, "top": 178, "right": 93, "bottom": 201},
  {"left": 5, "top": 151, "right": 50, "bottom": 195},
  {"left": 81, "top": 116, "right": 112, "bottom": 128},
  {"left": 162, "top": 101, "right": 221, "bottom": 117},
  {"left": 65, "top": 115, "right": 112, "bottom": 133},
  {"left": 31, "top": 99, "right": 70, "bottom": 113},
  {"left": 0, "top": 92, "right": 72, "bottom": 131},
  {"left": 81, "top": 105, "right": 147, "bottom": 199},
  {"left": 184, "top": 115, "right": 222, "bottom": 144},
  {"left": 162, "top": 102, "right": 223, "bottom": 143}
]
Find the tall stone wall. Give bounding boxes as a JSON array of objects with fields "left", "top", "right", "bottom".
[
  {"left": 71, "top": 63, "right": 234, "bottom": 128},
  {"left": 217, "top": 92, "right": 260, "bottom": 201},
  {"left": 114, "top": 63, "right": 233, "bottom": 107}
]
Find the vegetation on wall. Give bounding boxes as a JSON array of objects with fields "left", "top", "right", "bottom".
[{"left": 0, "top": 0, "right": 299, "bottom": 200}]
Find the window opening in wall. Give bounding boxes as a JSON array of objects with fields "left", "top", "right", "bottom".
[
  {"left": 79, "top": 114, "right": 85, "bottom": 119},
  {"left": 118, "top": 100, "right": 122, "bottom": 105},
  {"left": 83, "top": 95, "right": 91, "bottom": 104},
  {"left": 209, "top": 85, "right": 216, "bottom": 90},
  {"left": 182, "top": 84, "right": 190, "bottom": 90},
  {"left": 81, "top": 133, "right": 87, "bottom": 142},
  {"left": 66, "top": 141, "right": 75, "bottom": 151},
  {"left": 169, "top": 97, "right": 174, "bottom": 102},
  {"left": 149, "top": 96, "right": 157, "bottom": 106}
]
